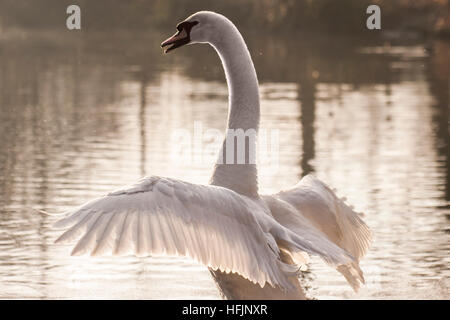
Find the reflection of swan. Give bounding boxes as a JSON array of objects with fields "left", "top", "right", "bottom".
[{"left": 54, "top": 11, "right": 371, "bottom": 299}]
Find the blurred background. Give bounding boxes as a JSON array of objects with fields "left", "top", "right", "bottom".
[{"left": 0, "top": 0, "right": 448, "bottom": 299}]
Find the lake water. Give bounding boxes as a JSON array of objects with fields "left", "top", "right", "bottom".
[{"left": 0, "top": 29, "right": 448, "bottom": 299}]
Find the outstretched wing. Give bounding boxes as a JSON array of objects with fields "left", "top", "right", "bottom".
[
  {"left": 267, "top": 174, "right": 372, "bottom": 291},
  {"left": 53, "top": 176, "right": 296, "bottom": 289}
]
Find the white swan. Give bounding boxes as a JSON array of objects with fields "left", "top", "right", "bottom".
[{"left": 54, "top": 11, "right": 371, "bottom": 300}]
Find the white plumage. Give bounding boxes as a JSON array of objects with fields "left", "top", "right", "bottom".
[
  {"left": 54, "top": 176, "right": 363, "bottom": 290},
  {"left": 54, "top": 11, "right": 371, "bottom": 299}
]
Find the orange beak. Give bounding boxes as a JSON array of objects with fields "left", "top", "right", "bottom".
[{"left": 161, "top": 28, "right": 189, "bottom": 53}]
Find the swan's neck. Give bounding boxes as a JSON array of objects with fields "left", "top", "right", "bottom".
[{"left": 209, "top": 21, "right": 260, "bottom": 197}]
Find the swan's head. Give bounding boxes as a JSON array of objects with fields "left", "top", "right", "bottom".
[{"left": 161, "top": 11, "right": 226, "bottom": 53}]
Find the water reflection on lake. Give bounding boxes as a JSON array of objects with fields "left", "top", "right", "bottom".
[{"left": 0, "top": 29, "right": 448, "bottom": 299}]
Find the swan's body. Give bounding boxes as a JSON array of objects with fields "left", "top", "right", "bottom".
[{"left": 54, "top": 11, "right": 371, "bottom": 300}]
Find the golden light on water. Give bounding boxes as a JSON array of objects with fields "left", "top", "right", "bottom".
[{"left": 0, "top": 26, "right": 448, "bottom": 300}]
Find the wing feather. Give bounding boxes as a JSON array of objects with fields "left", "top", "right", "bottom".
[
  {"left": 54, "top": 175, "right": 365, "bottom": 290},
  {"left": 92, "top": 211, "right": 123, "bottom": 256},
  {"left": 54, "top": 176, "right": 295, "bottom": 288},
  {"left": 267, "top": 174, "right": 372, "bottom": 291}
]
